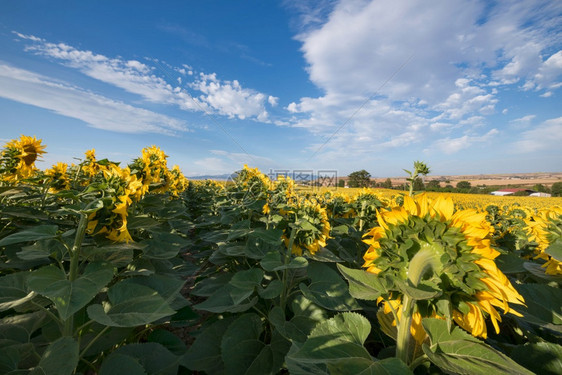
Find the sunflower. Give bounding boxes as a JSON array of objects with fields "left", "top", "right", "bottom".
[
  {"left": 281, "top": 198, "right": 331, "bottom": 256},
  {"left": 1, "top": 135, "right": 46, "bottom": 181},
  {"left": 86, "top": 164, "right": 142, "bottom": 243},
  {"left": 363, "top": 194, "right": 524, "bottom": 340},
  {"left": 45, "top": 162, "right": 70, "bottom": 192},
  {"left": 524, "top": 206, "right": 562, "bottom": 275}
]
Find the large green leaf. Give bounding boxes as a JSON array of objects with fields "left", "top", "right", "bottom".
[
  {"left": 193, "top": 285, "right": 257, "bottom": 313},
  {"left": 141, "top": 232, "right": 189, "bottom": 259},
  {"left": 269, "top": 306, "right": 319, "bottom": 343},
  {"left": 0, "top": 226, "right": 58, "bottom": 246},
  {"left": 546, "top": 238, "right": 562, "bottom": 262},
  {"left": 422, "top": 318, "right": 534, "bottom": 375},
  {"left": 300, "top": 263, "right": 360, "bottom": 311},
  {"left": 0, "top": 273, "right": 35, "bottom": 312},
  {"left": 220, "top": 313, "right": 290, "bottom": 375},
  {"left": 514, "top": 283, "right": 562, "bottom": 326},
  {"left": 327, "top": 357, "right": 413, "bottom": 375},
  {"left": 261, "top": 251, "right": 308, "bottom": 271},
  {"left": 289, "top": 312, "right": 372, "bottom": 363},
  {"left": 511, "top": 342, "right": 562, "bottom": 375},
  {"left": 28, "top": 262, "right": 114, "bottom": 320},
  {"left": 29, "top": 337, "right": 78, "bottom": 375},
  {"left": 87, "top": 282, "right": 176, "bottom": 327},
  {"left": 221, "top": 313, "right": 265, "bottom": 374},
  {"left": 117, "top": 275, "right": 186, "bottom": 310},
  {"left": 191, "top": 273, "right": 233, "bottom": 297},
  {"left": 182, "top": 317, "right": 236, "bottom": 373},
  {"left": 337, "top": 264, "right": 388, "bottom": 301},
  {"left": 99, "top": 343, "right": 179, "bottom": 375}
]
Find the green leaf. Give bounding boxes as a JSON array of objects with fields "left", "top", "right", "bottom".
[
  {"left": 514, "top": 283, "right": 562, "bottom": 326},
  {"left": 221, "top": 313, "right": 265, "bottom": 375},
  {"left": 28, "top": 262, "right": 114, "bottom": 320},
  {"left": 148, "top": 329, "right": 187, "bottom": 356},
  {"left": 258, "top": 279, "right": 283, "bottom": 299},
  {"left": 182, "top": 317, "right": 236, "bottom": 373},
  {"left": 523, "top": 262, "right": 562, "bottom": 281},
  {"left": 99, "top": 343, "right": 179, "bottom": 375},
  {"left": 87, "top": 282, "right": 176, "bottom": 327},
  {"left": 29, "top": 337, "right": 78, "bottom": 375},
  {"left": 0, "top": 225, "right": 58, "bottom": 246},
  {"left": 268, "top": 306, "right": 318, "bottom": 343},
  {"left": 300, "top": 263, "right": 360, "bottom": 311},
  {"left": 127, "top": 215, "right": 161, "bottom": 230},
  {"left": 337, "top": 264, "right": 388, "bottom": 301},
  {"left": 327, "top": 357, "right": 413, "bottom": 375},
  {"left": 141, "top": 232, "right": 189, "bottom": 259},
  {"left": 496, "top": 253, "right": 526, "bottom": 274},
  {"left": 422, "top": 318, "right": 534, "bottom": 375},
  {"left": 97, "top": 353, "right": 146, "bottom": 375},
  {"left": 308, "top": 247, "right": 343, "bottom": 262},
  {"left": 546, "top": 238, "right": 562, "bottom": 262},
  {"left": 230, "top": 268, "right": 264, "bottom": 289},
  {"left": 118, "top": 275, "right": 186, "bottom": 309},
  {"left": 191, "top": 273, "right": 232, "bottom": 297},
  {"left": 289, "top": 312, "right": 372, "bottom": 363},
  {"left": 251, "top": 228, "right": 283, "bottom": 245},
  {"left": 511, "top": 342, "right": 562, "bottom": 375},
  {"left": 0, "top": 273, "right": 35, "bottom": 312},
  {"left": 395, "top": 279, "right": 441, "bottom": 300}
]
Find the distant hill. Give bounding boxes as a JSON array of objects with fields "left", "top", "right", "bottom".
[{"left": 187, "top": 173, "right": 233, "bottom": 180}]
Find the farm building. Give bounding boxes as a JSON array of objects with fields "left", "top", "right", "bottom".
[{"left": 490, "top": 188, "right": 535, "bottom": 196}]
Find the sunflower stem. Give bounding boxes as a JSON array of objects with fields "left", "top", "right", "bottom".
[
  {"left": 63, "top": 212, "right": 88, "bottom": 336},
  {"left": 396, "top": 245, "right": 441, "bottom": 365},
  {"left": 280, "top": 226, "right": 297, "bottom": 311}
]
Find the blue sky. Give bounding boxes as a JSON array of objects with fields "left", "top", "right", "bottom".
[{"left": 0, "top": 0, "right": 561, "bottom": 178}]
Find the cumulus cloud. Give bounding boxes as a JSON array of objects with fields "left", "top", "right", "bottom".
[
  {"left": 512, "top": 117, "right": 562, "bottom": 153},
  {"left": 14, "top": 32, "right": 276, "bottom": 122},
  {"left": 283, "top": 0, "right": 561, "bottom": 161},
  {"left": 427, "top": 129, "right": 499, "bottom": 155},
  {"left": 0, "top": 64, "right": 186, "bottom": 134}
]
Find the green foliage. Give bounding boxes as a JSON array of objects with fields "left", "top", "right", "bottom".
[
  {"left": 551, "top": 182, "right": 562, "bottom": 196},
  {"left": 456, "top": 180, "right": 471, "bottom": 190},
  {"left": 348, "top": 169, "right": 371, "bottom": 188}
]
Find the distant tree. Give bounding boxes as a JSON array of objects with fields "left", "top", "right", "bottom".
[
  {"left": 338, "top": 179, "right": 345, "bottom": 188},
  {"left": 533, "top": 183, "right": 549, "bottom": 193},
  {"left": 444, "top": 184, "right": 454, "bottom": 192},
  {"left": 348, "top": 169, "right": 371, "bottom": 188},
  {"left": 456, "top": 181, "right": 471, "bottom": 190},
  {"left": 426, "top": 180, "right": 441, "bottom": 191},
  {"left": 382, "top": 178, "right": 392, "bottom": 189},
  {"left": 551, "top": 182, "right": 562, "bottom": 197},
  {"left": 413, "top": 177, "right": 425, "bottom": 191}
]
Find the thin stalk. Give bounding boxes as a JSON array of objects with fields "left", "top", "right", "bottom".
[
  {"left": 280, "top": 226, "right": 297, "bottom": 311},
  {"left": 79, "top": 326, "right": 110, "bottom": 360},
  {"left": 395, "top": 245, "right": 440, "bottom": 365},
  {"left": 63, "top": 212, "right": 88, "bottom": 336}
]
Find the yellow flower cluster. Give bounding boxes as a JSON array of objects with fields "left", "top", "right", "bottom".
[
  {"left": 0, "top": 135, "right": 46, "bottom": 182},
  {"left": 363, "top": 194, "right": 525, "bottom": 339},
  {"left": 0, "top": 136, "right": 190, "bottom": 243},
  {"left": 524, "top": 206, "right": 562, "bottom": 274}
]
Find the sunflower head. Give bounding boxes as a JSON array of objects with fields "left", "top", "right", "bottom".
[
  {"left": 1, "top": 135, "right": 46, "bottom": 181},
  {"left": 45, "top": 162, "right": 70, "bottom": 192},
  {"left": 281, "top": 198, "right": 331, "bottom": 256},
  {"left": 363, "top": 194, "right": 524, "bottom": 339},
  {"left": 524, "top": 206, "right": 562, "bottom": 275}
]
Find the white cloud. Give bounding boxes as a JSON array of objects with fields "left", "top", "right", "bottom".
[
  {"left": 509, "top": 114, "right": 536, "bottom": 128},
  {"left": 0, "top": 64, "right": 186, "bottom": 134},
  {"left": 512, "top": 117, "right": 562, "bottom": 153},
  {"left": 14, "top": 32, "right": 276, "bottom": 122},
  {"left": 191, "top": 149, "right": 274, "bottom": 175},
  {"left": 284, "top": 0, "right": 561, "bottom": 160},
  {"left": 427, "top": 129, "right": 499, "bottom": 155},
  {"left": 191, "top": 73, "right": 271, "bottom": 120}
]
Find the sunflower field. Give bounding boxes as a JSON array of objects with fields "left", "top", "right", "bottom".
[{"left": 1, "top": 135, "right": 562, "bottom": 375}]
